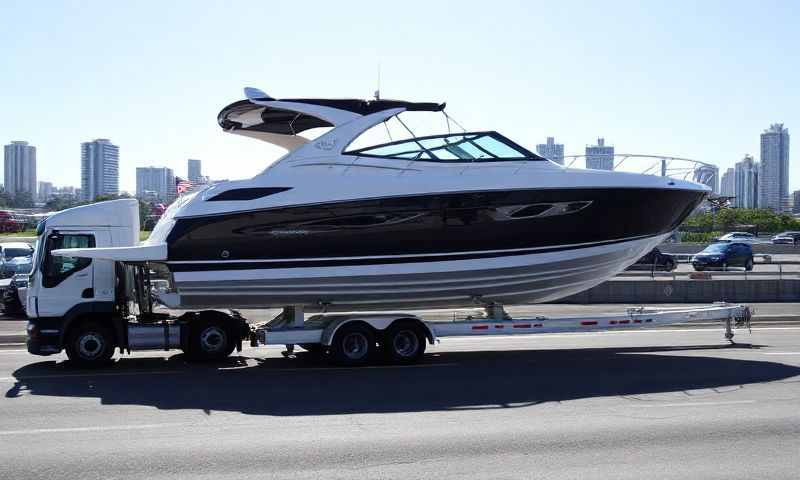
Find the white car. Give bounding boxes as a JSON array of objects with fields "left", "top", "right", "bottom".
[{"left": 718, "top": 232, "right": 757, "bottom": 243}]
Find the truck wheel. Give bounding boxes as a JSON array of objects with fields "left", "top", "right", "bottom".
[
  {"left": 330, "top": 323, "right": 375, "bottom": 366},
  {"left": 383, "top": 323, "right": 426, "bottom": 365},
  {"left": 65, "top": 321, "right": 115, "bottom": 367},
  {"left": 186, "top": 319, "right": 235, "bottom": 361}
]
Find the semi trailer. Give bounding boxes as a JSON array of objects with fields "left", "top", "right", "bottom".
[{"left": 25, "top": 199, "right": 751, "bottom": 367}]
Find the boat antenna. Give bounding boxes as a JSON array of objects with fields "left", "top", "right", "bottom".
[{"left": 374, "top": 63, "right": 381, "bottom": 100}]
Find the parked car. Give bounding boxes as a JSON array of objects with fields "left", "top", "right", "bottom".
[
  {"left": 627, "top": 247, "right": 677, "bottom": 271},
  {"left": 2, "top": 273, "right": 28, "bottom": 316},
  {"left": 0, "top": 242, "right": 34, "bottom": 279},
  {"left": 717, "top": 232, "right": 757, "bottom": 243},
  {"left": 0, "top": 211, "right": 23, "bottom": 233},
  {"left": 691, "top": 242, "right": 754, "bottom": 271},
  {"left": 772, "top": 231, "right": 800, "bottom": 245}
]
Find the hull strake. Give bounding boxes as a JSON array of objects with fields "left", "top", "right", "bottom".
[{"left": 168, "top": 233, "right": 668, "bottom": 311}]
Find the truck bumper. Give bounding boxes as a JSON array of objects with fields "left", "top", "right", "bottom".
[{"left": 26, "top": 319, "right": 63, "bottom": 356}]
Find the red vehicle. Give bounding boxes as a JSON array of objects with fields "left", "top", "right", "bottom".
[{"left": 0, "top": 211, "right": 23, "bottom": 233}]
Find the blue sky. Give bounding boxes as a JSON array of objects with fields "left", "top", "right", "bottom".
[{"left": 1, "top": 0, "right": 798, "bottom": 193}]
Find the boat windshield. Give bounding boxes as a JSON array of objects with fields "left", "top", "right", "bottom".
[{"left": 345, "top": 131, "right": 542, "bottom": 162}]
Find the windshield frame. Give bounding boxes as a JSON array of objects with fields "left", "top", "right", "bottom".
[{"left": 344, "top": 131, "right": 543, "bottom": 163}]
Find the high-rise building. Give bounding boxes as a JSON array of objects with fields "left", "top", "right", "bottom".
[
  {"left": 585, "top": 138, "right": 614, "bottom": 171},
  {"left": 136, "top": 166, "right": 176, "bottom": 203},
  {"left": 793, "top": 190, "right": 800, "bottom": 214},
  {"left": 694, "top": 164, "right": 719, "bottom": 193},
  {"left": 734, "top": 154, "right": 759, "bottom": 209},
  {"left": 3, "top": 141, "right": 37, "bottom": 198},
  {"left": 758, "top": 124, "right": 790, "bottom": 212},
  {"left": 81, "top": 139, "right": 119, "bottom": 201},
  {"left": 188, "top": 159, "right": 202, "bottom": 183},
  {"left": 720, "top": 168, "right": 735, "bottom": 197},
  {"left": 38, "top": 181, "right": 53, "bottom": 202},
  {"left": 535, "top": 137, "right": 564, "bottom": 165}
]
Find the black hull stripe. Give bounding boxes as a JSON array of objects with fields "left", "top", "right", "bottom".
[{"left": 168, "top": 235, "right": 657, "bottom": 272}]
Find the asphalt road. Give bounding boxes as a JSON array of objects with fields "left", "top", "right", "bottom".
[{"left": 1, "top": 326, "right": 799, "bottom": 479}]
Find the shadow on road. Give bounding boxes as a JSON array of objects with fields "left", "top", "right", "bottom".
[{"left": 6, "top": 344, "right": 799, "bottom": 416}]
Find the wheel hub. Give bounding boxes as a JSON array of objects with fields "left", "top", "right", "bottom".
[
  {"left": 393, "top": 330, "right": 419, "bottom": 357},
  {"left": 342, "top": 332, "right": 369, "bottom": 360},
  {"left": 78, "top": 333, "right": 104, "bottom": 359},
  {"left": 199, "top": 326, "right": 226, "bottom": 353}
]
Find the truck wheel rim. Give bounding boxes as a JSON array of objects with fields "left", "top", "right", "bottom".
[
  {"left": 393, "top": 330, "right": 419, "bottom": 357},
  {"left": 79, "top": 333, "right": 104, "bottom": 358},
  {"left": 342, "top": 332, "right": 368, "bottom": 360},
  {"left": 200, "top": 326, "right": 226, "bottom": 353}
]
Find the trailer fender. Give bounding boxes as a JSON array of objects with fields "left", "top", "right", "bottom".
[{"left": 320, "top": 315, "right": 435, "bottom": 346}]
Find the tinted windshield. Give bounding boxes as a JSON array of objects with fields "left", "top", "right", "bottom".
[
  {"left": 346, "top": 132, "right": 540, "bottom": 162},
  {"left": 701, "top": 243, "right": 729, "bottom": 253},
  {"left": 4, "top": 248, "right": 33, "bottom": 259}
]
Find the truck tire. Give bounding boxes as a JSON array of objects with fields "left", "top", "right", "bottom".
[
  {"left": 186, "top": 318, "right": 235, "bottom": 361},
  {"left": 330, "top": 323, "right": 375, "bottom": 366},
  {"left": 382, "top": 322, "right": 427, "bottom": 365},
  {"left": 65, "top": 321, "right": 115, "bottom": 368}
]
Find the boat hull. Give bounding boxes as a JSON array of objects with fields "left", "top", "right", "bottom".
[{"left": 164, "top": 233, "right": 669, "bottom": 311}]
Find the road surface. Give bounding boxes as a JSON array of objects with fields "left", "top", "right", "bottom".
[{"left": 1, "top": 325, "right": 799, "bottom": 479}]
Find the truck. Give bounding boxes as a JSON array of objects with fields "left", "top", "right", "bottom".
[{"left": 25, "top": 199, "right": 752, "bottom": 368}]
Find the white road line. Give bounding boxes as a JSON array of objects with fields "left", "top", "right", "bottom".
[
  {"left": 630, "top": 400, "right": 756, "bottom": 408},
  {"left": 0, "top": 370, "right": 184, "bottom": 382},
  {"left": 0, "top": 423, "right": 188, "bottom": 436},
  {"left": 761, "top": 352, "right": 800, "bottom": 355}
]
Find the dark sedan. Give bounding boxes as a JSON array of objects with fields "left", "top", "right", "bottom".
[
  {"left": 627, "top": 247, "right": 677, "bottom": 271},
  {"left": 692, "top": 242, "right": 754, "bottom": 271}
]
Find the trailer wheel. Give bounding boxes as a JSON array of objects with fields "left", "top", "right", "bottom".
[
  {"left": 186, "top": 319, "right": 235, "bottom": 361},
  {"left": 330, "top": 323, "right": 375, "bottom": 366},
  {"left": 383, "top": 323, "right": 427, "bottom": 364},
  {"left": 65, "top": 321, "right": 115, "bottom": 368}
]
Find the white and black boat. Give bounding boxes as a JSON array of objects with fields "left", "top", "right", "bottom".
[{"left": 61, "top": 87, "right": 708, "bottom": 311}]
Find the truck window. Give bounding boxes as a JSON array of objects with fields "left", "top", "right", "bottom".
[{"left": 43, "top": 233, "right": 95, "bottom": 288}]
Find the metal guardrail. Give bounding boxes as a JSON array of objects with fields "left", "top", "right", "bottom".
[{"left": 618, "top": 263, "right": 798, "bottom": 281}]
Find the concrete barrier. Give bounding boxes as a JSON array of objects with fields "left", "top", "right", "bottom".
[{"left": 557, "top": 279, "right": 800, "bottom": 304}]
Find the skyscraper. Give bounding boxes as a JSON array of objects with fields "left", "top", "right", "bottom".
[
  {"left": 136, "top": 166, "right": 176, "bottom": 203},
  {"left": 585, "top": 138, "right": 614, "bottom": 171},
  {"left": 37, "top": 181, "right": 53, "bottom": 202},
  {"left": 758, "top": 124, "right": 790, "bottom": 211},
  {"left": 793, "top": 190, "right": 800, "bottom": 214},
  {"left": 188, "top": 159, "right": 202, "bottom": 183},
  {"left": 81, "top": 139, "right": 119, "bottom": 201},
  {"left": 720, "top": 168, "right": 735, "bottom": 197},
  {"left": 535, "top": 137, "right": 564, "bottom": 165},
  {"left": 734, "top": 154, "right": 759, "bottom": 209},
  {"left": 3, "top": 141, "right": 37, "bottom": 198}
]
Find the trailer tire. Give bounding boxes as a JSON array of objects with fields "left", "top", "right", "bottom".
[
  {"left": 329, "top": 323, "right": 375, "bottom": 366},
  {"left": 65, "top": 321, "right": 115, "bottom": 368},
  {"left": 186, "top": 318, "right": 236, "bottom": 361},
  {"left": 382, "top": 322, "right": 427, "bottom": 364}
]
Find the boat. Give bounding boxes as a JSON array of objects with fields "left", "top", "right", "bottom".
[{"left": 56, "top": 87, "right": 709, "bottom": 311}]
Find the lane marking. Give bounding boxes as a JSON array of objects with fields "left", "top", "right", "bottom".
[
  {"left": 630, "top": 400, "right": 756, "bottom": 408},
  {"left": 761, "top": 352, "right": 800, "bottom": 355},
  {"left": 0, "top": 423, "right": 188, "bottom": 436}
]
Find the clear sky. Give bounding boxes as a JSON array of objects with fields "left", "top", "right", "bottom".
[{"left": 1, "top": 0, "right": 798, "bottom": 193}]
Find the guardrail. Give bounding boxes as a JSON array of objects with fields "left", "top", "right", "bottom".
[{"left": 619, "top": 264, "right": 798, "bottom": 281}]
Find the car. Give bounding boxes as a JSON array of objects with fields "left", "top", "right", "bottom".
[
  {"left": 2, "top": 273, "right": 28, "bottom": 316},
  {"left": 0, "top": 242, "right": 34, "bottom": 279},
  {"left": 717, "top": 232, "right": 757, "bottom": 243},
  {"left": 691, "top": 242, "right": 754, "bottom": 271},
  {"left": 626, "top": 247, "right": 677, "bottom": 271},
  {"left": 772, "top": 231, "right": 800, "bottom": 245}
]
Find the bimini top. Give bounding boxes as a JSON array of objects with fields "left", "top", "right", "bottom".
[{"left": 217, "top": 87, "right": 445, "bottom": 150}]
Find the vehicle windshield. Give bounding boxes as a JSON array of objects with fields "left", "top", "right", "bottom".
[
  {"left": 701, "top": 243, "right": 730, "bottom": 253},
  {"left": 4, "top": 248, "right": 33, "bottom": 259},
  {"left": 346, "top": 131, "right": 541, "bottom": 162}
]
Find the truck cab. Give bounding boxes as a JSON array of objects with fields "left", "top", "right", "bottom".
[{"left": 26, "top": 199, "right": 138, "bottom": 357}]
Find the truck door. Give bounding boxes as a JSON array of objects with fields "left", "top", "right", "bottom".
[{"left": 33, "top": 230, "right": 111, "bottom": 318}]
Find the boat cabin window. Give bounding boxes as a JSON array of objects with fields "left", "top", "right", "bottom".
[{"left": 345, "top": 132, "right": 542, "bottom": 162}]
